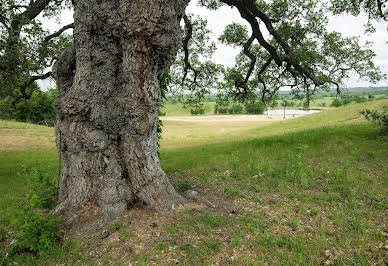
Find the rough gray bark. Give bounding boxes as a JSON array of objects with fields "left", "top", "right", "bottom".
[{"left": 53, "top": 0, "right": 189, "bottom": 228}]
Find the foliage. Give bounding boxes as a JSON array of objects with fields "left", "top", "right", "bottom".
[
  {"left": 343, "top": 96, "right": 368, "bottom": 105},
  {"left": 214, "top": 104, "right": 229, "bottom": 114},
  {"left": 331, "top": 98, "right": 343, "bottom": 107},
  {"left": 157, "top": 73, "right": 170, "bottom": 157},
  {"left": 198, "top": 0, "right": 384, "bottom": 107},
  {"left": 330, "top": 0, "right": 387, "bottom": 31},
  {"left": 214, "top": 100, "right": 246, "bottom": 114},
  {"left": 0, "top": 89, "right": 58, "bottom": 125},
  {"left": 331, "top": 96, "right": 369, "bottom": 107},
  {"left": 24, "top": 167, "right": 58, "bottom": 209},
  {"left": 228, "top": 103, "right": 244, "bottom": 114},
  {"left": 190, "top": 106, "right": 206, "bottom": 115},
  {"left": 360, "top": 106, "right": 388, "bottom": 134},
  {"left": 174, "top": 181, "right": 193, "bottom": 192},
  {"left": 245, "top": 101, "right": 265, "bottom": 114},
  {"left": 214, "top": 95, "right": 230, "bottom": 114},
  {"left": 4, "top": 165, "right": 61, "bottom": 257},
  {"left": 169, "top": 14, "right": 224, "bottom": 109},
  {"left": 8, "top": 209, "right": 61, "bottom": 256},
  {"left": 0, "top": 0, "right": 73, "bottom": 105}
]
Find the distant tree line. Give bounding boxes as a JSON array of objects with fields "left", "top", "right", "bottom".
[{"left": 0, "top": 89, "right": 57, "bottom": 126}]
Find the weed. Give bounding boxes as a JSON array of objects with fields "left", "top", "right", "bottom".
[
  {"left": 165, "top": 225, "right": 180, "bottom": 234},
  {"left": 9, "top": 209, "right": 61, "bottom": 256},
  {"left": 107, "top": 221, "right": 124, "bottom": 234},
  {"left": 154, "top": 241, "right": 169, "bottom": 251},
  {"left": 24, "top": 168, "right": 58, "bottom": 209},
  {"left": 174, "top": 181, "right": 192, "bottom": 192},
  {"left": 286, "top": 217, "right": 299, "bottom": 229}
]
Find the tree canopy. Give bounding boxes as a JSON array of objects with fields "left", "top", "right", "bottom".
[
  {"left": 0, "top": 0, "right": 72, "bottom": 109},
  {"left": 173, "top": 0, "right": 386, "bottom": 107},
  {"left": 0, "top": 0, "right": 386, "bottom": 115}
]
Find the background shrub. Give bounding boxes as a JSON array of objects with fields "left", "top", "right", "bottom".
[
  {"left": 245, "top": 101, "right": 265, "bottom": 114},
  {"left": 190, "top": 107, "right": 205, "bottom": 115},
  {"left": 330, "top": 98, "right": 343, "bottom": 107},
  {"left": 0, "top": 89, "right": 57, "bottom": 126},
  {"left": 228, "top": 104, "right": 243, "bottom": 114},
  {"left": 214, "top": 104, "right": 228, "bottom": 114}
]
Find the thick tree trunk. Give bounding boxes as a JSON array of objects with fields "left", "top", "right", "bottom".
[{"left": 52, "top": 0, "right": 188, "bottom": 228}]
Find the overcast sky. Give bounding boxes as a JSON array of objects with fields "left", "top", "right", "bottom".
[{"left": 40, "top": 1, "right": 388, "bottom": 89}]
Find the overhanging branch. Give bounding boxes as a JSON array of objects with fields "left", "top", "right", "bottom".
[
  {"left": 44, "top": 23, "right": 74, "bottom": 42},
  {"left": 11, "top": 72, "right": 53, "bottom": 106},
  {"left": 182, "top": 14, "right": 199, "bottom": 87}
]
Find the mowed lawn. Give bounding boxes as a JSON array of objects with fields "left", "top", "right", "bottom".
[{"left": 0, "top": 99, "right": 387, "bottom": 265}]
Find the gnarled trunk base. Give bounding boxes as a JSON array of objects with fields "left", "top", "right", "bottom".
[{"left": 53, "top": 0, "right": 188, "bottom": 229}]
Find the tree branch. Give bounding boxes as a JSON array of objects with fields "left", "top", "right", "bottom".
[
  {"left": 220, "top": 0, "right": 326, "bottom": 97},
  {"left": 12, "top": 72, "right": 53, "bottom": 106},
  {"left": 44, "top": 23, "right": 74, "bottom": 42},
  {"left": 8, "top": 0, "right": 55, "bottom": 48},
  {"left": 182, "top": 14, "right": 199, "bottom": 87}
]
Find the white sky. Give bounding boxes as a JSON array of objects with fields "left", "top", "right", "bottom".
[{"left": 40, "top": 1, "right": 388, "bottom": 89}]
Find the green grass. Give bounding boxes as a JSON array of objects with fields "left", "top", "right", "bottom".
[{"left": 0, "top": 100, "right": 387, "bottom": 264}]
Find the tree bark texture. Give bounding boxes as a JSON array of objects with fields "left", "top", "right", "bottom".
[{"left": 53, "top": 0, "right": 189, "bottom": 228}]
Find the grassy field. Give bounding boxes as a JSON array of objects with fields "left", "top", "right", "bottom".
[
  {"left": 162, "top": 102, "right": 216, "bottom": 116},
  {"left": 0, "top": 99, "right": 387, "bottom": 265}
]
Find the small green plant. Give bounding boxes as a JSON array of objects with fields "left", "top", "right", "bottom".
[
  {"left": 25, "top": 168, "right": 58, "bottom": 209},
  {"left": 107, "top": 221, "right": 124, "bottom": 234},
  {"left": 9, "top": 209, "right": 61, "bottom": 256},
  {"left": 360, "top": 106, "right": 388, "bottom": 134},
  {"left": 154, "top": 241, "right": 169, "bottom": 251},
  {"left": 174, "top": 181, "right": 192, "bottom": 192},
  {"left": 286, "top": 217, "right": 299, "bottom": 229}
]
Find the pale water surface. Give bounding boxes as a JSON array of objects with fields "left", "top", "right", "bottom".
[{"left": 265, "top": 109, "right": 321, "bottom": 115}]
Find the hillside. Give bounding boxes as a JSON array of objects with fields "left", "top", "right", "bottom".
[{"left": 0, "top": 100, "right": 387, "bottom": 265}]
